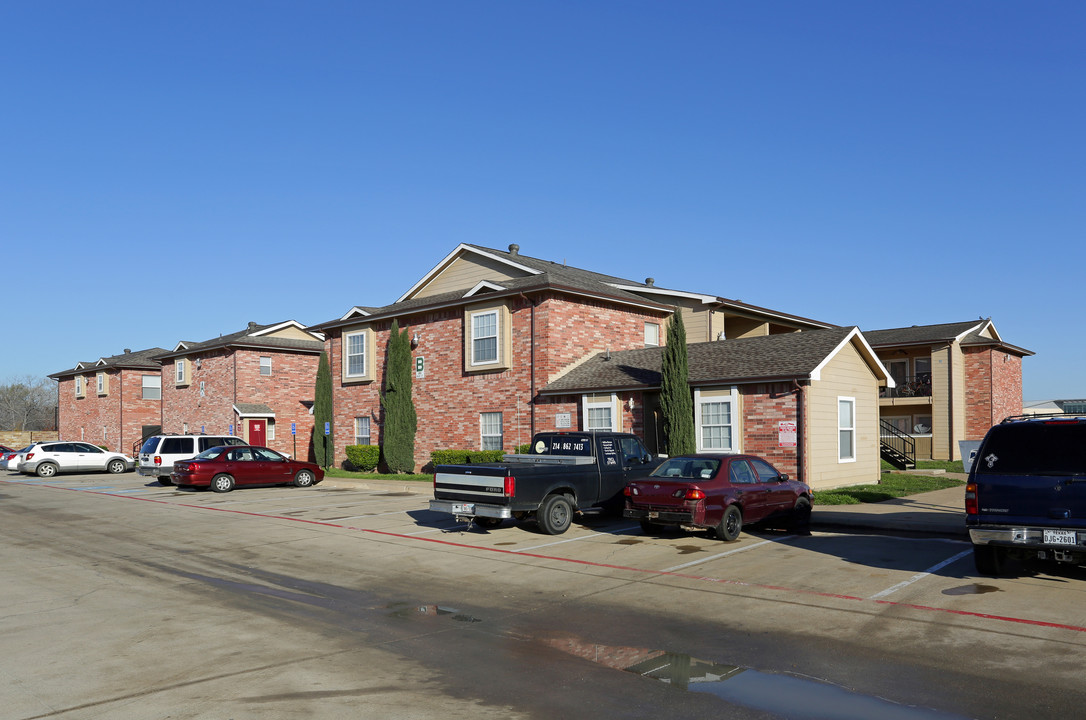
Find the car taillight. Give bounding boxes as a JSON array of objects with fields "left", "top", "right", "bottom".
[
  {"left": 624, "top": 485, "right": 638, "bottom": 496},
  {"left": 25, "top": 453, "right": 34, "bottom": 461},
  {"left": 154, "top": 456, "right": 162, "bottom": 466},
  {"left": 504, "top": 476, "right": 515, "bottom": 497},
  {"left": 676, "top": 488, "right": 706, "bottom": 500},
  {"left": 965, "top": 483, "right": 978, "bottom": 515}
]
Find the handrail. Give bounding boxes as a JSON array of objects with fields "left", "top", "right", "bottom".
[
  {"left": 881, "top": 373, "right": 933, "bottom": 399},
  {"left": 879, "top": 419, "right": 916, "bottom": 469}
]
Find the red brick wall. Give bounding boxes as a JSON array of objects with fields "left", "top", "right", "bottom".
[
  {"left": 162, "top": 348, "right": 319, "bottom": 459},
  {"left": 328, "top": 294, "right": 664, "bottom": 471},
  {"left": 741, "top": 383, "right": 801, "bottom": 479},
  {"left": 964, "top": 347, "right": 1023, "bottom": 439},
  {"left": 56, "top": 370, "right": 162, "bottom": 454}
]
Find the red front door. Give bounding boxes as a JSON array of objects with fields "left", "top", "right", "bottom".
[{"left": 248, "top": 419, "right": 267, "bottom": 448}]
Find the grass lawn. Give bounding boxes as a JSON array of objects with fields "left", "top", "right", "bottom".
[
  {"left": 324, "top": 467, "right": 432, "bottom": 483},
  {"left": 813, "top": 472, "right": 965, "bottom": 505}
]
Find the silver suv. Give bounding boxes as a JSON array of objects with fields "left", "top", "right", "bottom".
[
  {"left": 138, "top": 434, "right": 247, "bottom": 485},
  {"left": 18, "top": 441, "right": 134, "bottom": 478}
]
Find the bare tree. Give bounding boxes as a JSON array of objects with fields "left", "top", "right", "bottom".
[{"left": 0, "top": 376, "right": 57, "bottom": 431}]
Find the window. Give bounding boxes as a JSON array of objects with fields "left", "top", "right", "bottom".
[
  {"left": 260, "top": 357, "right": 272, "bottom": 376},
  {"left": 354, "top": 416, "right": 371, "bottom": 445},
  {"left": 142, "top": 375, "right": 161, "bottom": 400},
  {"left": 914, "top": 356, "right": 932, "bottom": 379},
  {"left": 583, "top": 394, "right": 616, "bottom": 431},
  {"left": 75, "top": 376, "right": 84, "bottom": 398},
  {"left": 645, "top": 322, "right": 660, "bottom": 347},
  {"left": 176, "top": 360, "right": 186, "bottom": 384},
  {"left": 267, "top": 419, "right": 276, "bottom": 441},
  {"left": 472, "top": 311, "right": 499, "bottom": 365},
  {"left": 838, "top": 397, "right": 856, "bottom": 462},
  {"left": 481, "top": 412, "right": 503, "bottom": 450},
  {"left": 96, "top": 372, "right": 106, "bottom": 395},
  {"left": 199, "top": 381, "right": 206, "bottom": 397},
  {"left": 695, "top": 388, "right": 738, "bottom": 452},
  {"left": 914, "top": 415, "right": 932, "bottom": 434},
  {"left": 343, "top": 328, "right": 374, "bottom": 382}
]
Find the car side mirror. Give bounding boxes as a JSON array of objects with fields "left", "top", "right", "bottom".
[{"left": 777, "top": 474, "right": 789, "bottom": 482}]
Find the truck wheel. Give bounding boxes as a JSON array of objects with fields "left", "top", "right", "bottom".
[
  {"left": 474, "top": 517, "right": 503, "bottom": 529},
  {"left": 159, "top": 476, "right": 174, "bottom": 486},
  {"left": 538, "top": 494, "right": 573, "bottom": 535},
  {"left": 715, "top": 505, "right": 743, "bottom": 542},
  {"left": 973, "top": 545, "right": 1006, "bottom": 576}
]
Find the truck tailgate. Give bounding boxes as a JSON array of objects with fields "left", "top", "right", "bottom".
[{"left": 433, "top": 468, "right": 510, "bottom": 503}]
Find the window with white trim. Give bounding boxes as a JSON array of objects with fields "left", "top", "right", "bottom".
[
  {"left": 695, "top": 388, "right": 738, "bottom": 452},
  {"left": 471, "top": 310, "right": 499, "bottom": 365},
  {"left": 345, "top": 330, "right": 367, "bottom": 378},
  {"left": 96, "top": 373, "right": 106, "bottom": 395},
  {"left": 142, "top": 375, "right": 161, "bottom": 400},
  {"left": 267, "top": 419, "right": 276, "bottom": 441},
  {"left": 838, "top": 397, "right": 856, "bottom": 462},
  {"left": 260, "top": 357, "right": 272, "bottom": 376},
  {"left": 480, "top": 412, "right": 503, "bottom": 450},
  {"left": 176, "top": 360, "right": 186, "bottom": 384},
  {"left": 75, "top": 376, "right": 84, "bottom": 397},
  {"left": 354, "top": 416, "right": 371, "bottom": 445},
  {"left": 645, "top": 322, "right": 660, "bottom": 347},
  {"left": 583, "top": 394, "right": 616, "bottom": 431}
]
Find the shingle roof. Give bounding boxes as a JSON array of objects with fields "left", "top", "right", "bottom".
[
  {"left": 542, "top": 327, "right": 860, "bottom": 394},
  {"left": 154, "top": 322, "right": 323, "bottom": 360},
  {"left": 862, "top": 320, "right": 984, "bottom": 347},
  {"left": 49, "top": 347, "right": 168, "bottom": 379}
]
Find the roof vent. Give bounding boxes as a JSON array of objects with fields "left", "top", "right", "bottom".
[
  {"left": 508, "top": 244, "right": 520, "bottom": 256},
  {"left": 248, "top": 321, "right": 258, "bottom": 331},
  {"left": 124, "top": 348, "right": 131, "bottom": 354},
  {"left": 645, "top": 277, "right": 655, "bottom": 286}
]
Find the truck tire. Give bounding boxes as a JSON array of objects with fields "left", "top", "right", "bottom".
[
  {"left": 973, "top": 544, "right": 1006, "bottom": 576},
  {"left": 538, "top": 494, "right": 573, "bottom": 535}
]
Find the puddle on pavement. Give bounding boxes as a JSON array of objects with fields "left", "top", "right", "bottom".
[
  {"left": 615, "top": 538, "right": 642, "bottom": 546},
  {"left": 387, "top": 602, "right": 482, "bottom": 624},
  {"left": 675, "top": 545, "right": 703, "bottom": 555},
  {"left": 942, "top": 584, "right": 1001, "bottom": 596},
  {"left": 542, "top": 635, "right": 969, "bottom": 720}
]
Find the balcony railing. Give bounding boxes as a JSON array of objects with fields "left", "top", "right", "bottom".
[{"left": 881, "top": 373, "right": 932, "bottom": 399}]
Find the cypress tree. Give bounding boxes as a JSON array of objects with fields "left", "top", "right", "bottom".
[
  {"left": 381, "top": 320, "right": 417, "bottom": 473},
  {"left": 660, "top": 309, "right": 696, "bottom": 456},
  {"left": 312, "top": 351, "right": 333, "bottom": 467}
]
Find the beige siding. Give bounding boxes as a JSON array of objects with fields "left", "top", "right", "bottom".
[
  {"left": 414, "top": 255, "right": 528, "bottom": 299},
  {"left": 266, "top": 325, "right": 316, "bottom": 342},
  {"left": 725, "top": 317, "right": 769, "bottom": 339},
  {"left": 930, "top": 344, "right": 966, "bottom": 461},
  {"left": 805, "top": 343, "right": 880, "bottom": 490}
]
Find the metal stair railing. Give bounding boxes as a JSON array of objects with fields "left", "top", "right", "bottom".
[{"left": 879, "top": 419, "right": 916, "bottom": 470}]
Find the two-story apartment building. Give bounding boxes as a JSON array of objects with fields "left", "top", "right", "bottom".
[
  {"left": 315, "top": 243, "right": 890, "bottom": 487},
  {"left": 50, "top": 348, "right": 168, "bottom": 455},
  {"left": 151, "top": 321, "right": 324, "bottom": 459},
  {"left": 866, "top": 319, "right": 1033, "bottom": 461}
]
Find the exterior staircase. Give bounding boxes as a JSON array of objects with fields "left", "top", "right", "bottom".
[{"left": 880, "top": 419, "right": 916, "bottom": 470}]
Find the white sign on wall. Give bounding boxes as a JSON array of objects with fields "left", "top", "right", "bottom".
[
  {"left": 556, "top": 412, "right": 572, "bottom": 429},
  {"left": 779, "top": 421, "right": 797, "bottom": 448}
]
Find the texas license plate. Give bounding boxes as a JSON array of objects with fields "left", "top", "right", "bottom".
[
  {"left": 648, "top": 511, "right": 659, "bottom": 519},
  {"left": 1044, "top": 529, "right": 1077, "bottom": 545},
  {"left": 452, "top": 503, "right": 475, "bottom": 514}
]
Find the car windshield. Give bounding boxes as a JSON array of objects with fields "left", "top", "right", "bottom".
[
  {"left": 976, "top": 421, "right": 1086, "bottom": 476},
  {"left": 650, "top": 457, "right": 721, "bottom": 480},
  {"left": 194, "top": 447, "right": 228, "bottom": 460}
]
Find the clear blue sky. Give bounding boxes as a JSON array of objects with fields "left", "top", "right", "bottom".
[{"left": 2, "top": 2, "right": 1083, "bottom": 400}]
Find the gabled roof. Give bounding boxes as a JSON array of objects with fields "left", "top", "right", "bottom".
[
  {"left": 49, "top": 347, "right": 168, "bottom": 379},
  {"left": 153, "top": 321, "right": 324, "bottom": 361},
  {"left": 541, "top": 327, "right": 890, "bottom": 395},
  {"left": 865, "top": 319, "right": 1033, "bottom": 356}
]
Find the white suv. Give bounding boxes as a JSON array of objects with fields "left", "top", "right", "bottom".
[
  {"left": 138, "top": 434, "right": 247, "bottom": 485},
  {"left": 17, "top": 441, "right": 134, "bottom": 478}
]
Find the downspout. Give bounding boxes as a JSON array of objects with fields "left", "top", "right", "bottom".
[
  {"left": 518, "top": 292, "right": 539, "bottom": 440},
  {"left": 119, "top": 371, "right": 123, "bottom": 454},
  {"left": 946, "top": 345, "right": 954, "bottom": 461},
  {"left": 793, "top": 379, "right": 806, "bottom": 484}
]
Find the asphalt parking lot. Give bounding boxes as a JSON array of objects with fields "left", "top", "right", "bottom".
[{"left": 6, "top": 468, "right": 1086, "bottom": 638}]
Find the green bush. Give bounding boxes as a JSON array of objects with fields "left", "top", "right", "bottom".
[
  {"left": 345, "top": 444, "right": 380, "bottom": 472},
  {"left": 516, "top": 443, "right": 532, "bottom": 454},
  {"left": 430, "top": 449, "right": 507, "bottom": 466}
]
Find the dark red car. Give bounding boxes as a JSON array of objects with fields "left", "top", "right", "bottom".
[
  {"left": 623, "top": 454, "right": 811, "bottom": 541},
  {"left": 171, "top": 445, "right": 324, "bottom": 493}
]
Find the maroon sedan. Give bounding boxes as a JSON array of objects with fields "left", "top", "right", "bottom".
[
  {"left": 171, "top": 445, "right": 324, "bottom": 493},
  {"left": 623, "top": 454, "right": 811, "bottom": 541}
]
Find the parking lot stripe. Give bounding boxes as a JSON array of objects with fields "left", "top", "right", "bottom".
[
  {"left": 868, "top": 549, "right": 973, "bottom": 599},
  {"left": 663, "top": 538, "right": 782, "bottom": 572}
]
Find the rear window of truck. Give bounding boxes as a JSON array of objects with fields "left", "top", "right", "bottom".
[{"left": 976, "top": 422, "right": 1086, "bottom": 476}]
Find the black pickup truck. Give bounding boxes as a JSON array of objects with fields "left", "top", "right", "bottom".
[
  {"left": 428, "top": 431, "right": 662, "bottom": 534},
  {"left": 966, "top": 414, "right": 1086, "bottom": 575}
]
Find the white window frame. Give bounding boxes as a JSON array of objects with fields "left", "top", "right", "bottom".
[
  {"left": 142, "top": 374, "right": 161, "bottom": 400},
  {"left": 644, "top": 322, "right": 660, "bottom": 347},
  {"left": 582, "top": 393, "right": 617, "bottom": 432},
  {"left": 176, "top": 360, "right": 186, "bottom": 384},
  {"left": 260, "top": 356, "right": 272, "bottom": 376},
  {"left": 480, "top": 412, "right": 504, "bottom": 450},
  {"left": 470, "top": 310, "right": 500, "bottom": 366},
  {"left": 267, "top": 419, "right": 276, "bottom": 441},
  {"left": 694, "top": 387, "right": 739, "bottom": 452},
  {"left": 75, "top": 376, "right": 84, "bottom": 397},
  {"left": 354, "top": 416, "right": 371, "bottom": 445},
  {"left": 96, "top": 373, "right": 105, "bottom": 394},
  {"left": 344, "top": 330, "right": 368, "bottom": 379},
  {"left": 838, "top": 396, "right": 856, "bottom": 463}
]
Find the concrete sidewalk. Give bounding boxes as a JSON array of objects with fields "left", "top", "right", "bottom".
[{"left": 323, "top": 475, "right": 970, "bottom": 540}]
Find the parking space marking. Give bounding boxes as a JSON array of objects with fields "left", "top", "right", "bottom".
[
  {"left": 868, "top": 549, "right": 974, "bottom": 599},
  {"left": 663, "top": 538, "right": 785, "bottom": 572},
  {"left": 514, "top": 525, "right": 640, "bottom": 552}
]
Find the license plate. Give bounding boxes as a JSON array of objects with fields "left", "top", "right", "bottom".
[
  {"left": 648, "top": 511, "right": 659, "bottom": 519},
  {"left": 1044, "top": 529, "right": 1077, "bottom": 546},
  {"left": 452, "top": 503, "right": 475, "bottom": 514}
]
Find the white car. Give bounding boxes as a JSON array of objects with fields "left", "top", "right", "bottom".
[
  {"left": 137, "top": 434, "right": 247, "bottom": 485},
  {"left": 17, "top": 441, "right": 134, "bottom": 478}
]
